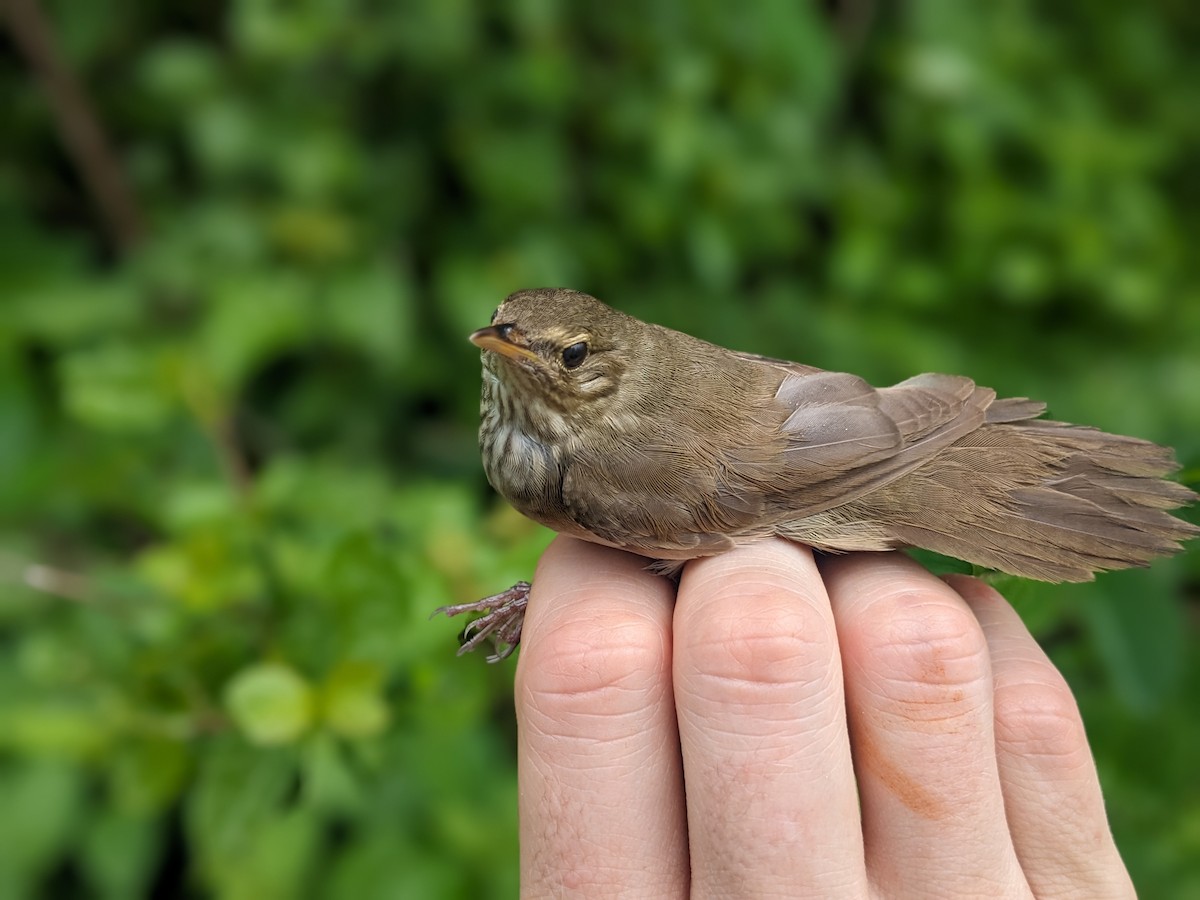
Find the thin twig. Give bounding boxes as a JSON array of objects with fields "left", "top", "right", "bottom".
[
  {"left": 0, "top": 556, "right": 93, "bottom": 602},
  {"left": 835, "top": 0, "right": 876, "bottom": 59},
  {"left": 1, "top": 0, "right": 145, "bottom": 252},
  {"left": 210, "top": 413, "right": 254, "bottom": 499}
]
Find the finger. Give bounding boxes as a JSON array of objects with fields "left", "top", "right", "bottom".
[
  {"left": 515, "top": 536, "right": 687, "bottom": 898},
  {"left": 673, "top": 539, "right": 867, "bottom": 898},
  {"left": 821, "top": 553, "right": 1027, "bottom": 897},
  {"left": 946, "top": 575, "right": 1136, "bottom": 898}
]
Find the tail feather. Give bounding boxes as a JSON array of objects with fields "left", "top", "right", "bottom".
[
  {"left": 985, "top": 397, "right": 1047, "bottom": 424},
  {"left": 868, "top": 420, "right": 1198, "bottom": 582}
]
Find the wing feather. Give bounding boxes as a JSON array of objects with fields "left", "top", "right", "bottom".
[{"left": 742, "top": 370, "right": 993, "bottom": 520}]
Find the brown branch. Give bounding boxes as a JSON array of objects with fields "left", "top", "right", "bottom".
[
  {"left": 210, "top": 413, "right": 254, "bottom": 500},
  {"left": 179, "top": 368, "right": 254, "bottom": 501},
  {"left": 0, "top": 554, "right": 93, "bottom": 602},
  {"left": 1, "top": 0, "right": 145, "bottom": 252},
  {"left": 835, "top": 0, "right": 876, "bottom": 59},
  {"left": 23, "top": 562, "right": 91, "bottom": 601}
]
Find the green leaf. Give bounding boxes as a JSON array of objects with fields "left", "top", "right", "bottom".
[
  {"left": 300, "top": 732, "right": 364, "bottom": 815},
  {"left": 58, "top": 343, "right": 177, "bottom": 433},
  {"left": 0, "top": 761, "right": 83, "bottom": 888},
  {"left": 187, "top": 738, "right": 314, "bottom": 900},
  {"left": 200, "top": 270, "right": 313, "bottom": 391},
  {"left": 0, "top": 701, "right": 112, "bottom": 760},
  {"left": 323, "top": 260, "right": 414, "bottom": 373},
  {"left": 319, "top": 661, "right": 390, "bottom": 739},
  {"left": 224, "top": 663, "right": 314, "bottom": 745},
  {"left": 323, "top": 831, "right": 469, "bottom": 900},
  {"left": 80, "top": 811, "right": 160, "bottom": 900},
  {"left": 107, "top": 738, "right": 190, "bottom": 815},
  {"left": 1082, "top": 567, "right": 1187, "bottom": 712},
  {"left": 139, "top": 39, "right": 222, "bottom": 105}
]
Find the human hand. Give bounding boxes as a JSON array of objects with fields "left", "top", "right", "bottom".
[{"left": 514, "top": 536, "right": 1135, "bottom": 897}]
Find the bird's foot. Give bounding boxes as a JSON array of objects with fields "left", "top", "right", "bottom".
[{"left": 433, "top": 581, "right": 530, "bottom": 663}]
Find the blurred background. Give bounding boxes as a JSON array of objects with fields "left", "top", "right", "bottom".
[{"left": 1, "top": 0, "right": 1198, "bottom": 896}]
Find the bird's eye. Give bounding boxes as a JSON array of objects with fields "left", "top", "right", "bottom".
[{"left": 561, "top": 341, "right": 589, "bottom": 369}]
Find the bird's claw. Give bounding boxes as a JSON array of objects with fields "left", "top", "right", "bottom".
[{"left": 433, "top": 581, "right": 531, "bottom": 662}]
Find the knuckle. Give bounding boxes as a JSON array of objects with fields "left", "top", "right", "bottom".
[
  {"left": 516, "top": 608, "right": 668, "bottom": 723},
  {"left": 847, "top": 593, "right": 990, "bottom": 713},
  {"left": 676, "top": 582, "right": 837, "bottom": 701},
  {"left": 993, "top": 674, "right": 1090, "bottom": 764}
]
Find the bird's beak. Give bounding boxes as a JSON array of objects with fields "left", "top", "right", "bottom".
[{"left": 469, "top": 325, "right": 540, "bottom": 363}]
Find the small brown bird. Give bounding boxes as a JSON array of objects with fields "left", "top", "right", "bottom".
[{"left": 437, "top": 288, "right": 1198, "bottom": 660}]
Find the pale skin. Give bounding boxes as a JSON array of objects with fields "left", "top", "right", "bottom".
[{"left": 515, "top": 536, "right": 1136, "bottom": 898}]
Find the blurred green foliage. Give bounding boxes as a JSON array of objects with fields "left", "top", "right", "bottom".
[{"left": 1, "top": 0, "right": 1198, "bottom": 896}]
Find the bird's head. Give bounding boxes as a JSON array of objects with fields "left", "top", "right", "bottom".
[{"left": 470, "top": 288, "right": 639, "bottom": 422}]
